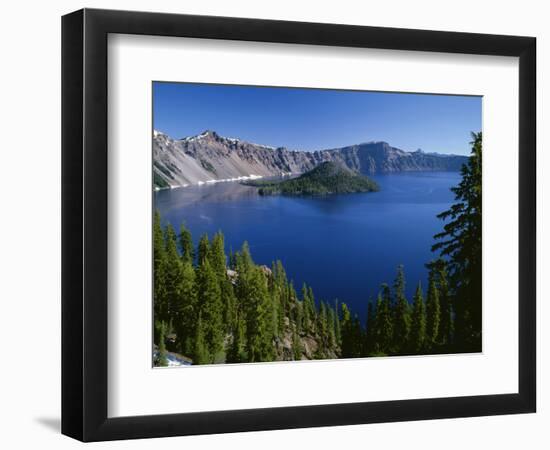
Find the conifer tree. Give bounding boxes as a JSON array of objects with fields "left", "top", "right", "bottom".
[
  {"left": 271, "top": 261, "right": 286, "bottom": 337},
  {"left": 237, "top": 259, "right": 273, "bottom": 362},
  {"left": 178, "top": 223, "right": 194, "bottom": 264},
  {"left": 333, "top": 300, "right": 342, "bottom": 346},
  {"left": 426, "top": 277, "right": 441, "bottom": 350},
  {"left": 375, "top": 284, "right": 393, "bottom": 354},
  {"left": 365, "top": 299, "right": 376, "bottom": 355},
  {"left": 301, "top": 283, "right": 312, "bottom": 332},
  {"left": 226, "top": 315, "right": 247, "bottom": 363},
  {"left": 163, "top": 224, "right": 184, "bottom": 321},
  {"left": 327, "top": 305, "right": 337, "bottom": 349},
  {"left": 157, "top": 321, "right": 168, "bottom": 367},
  {"left": 153, "top": 211, "right": 168, "bottom": 323},
  {"left": 318, "top": 302, "right": 328, "bottom": 341},
  {"left": 409, "top": 282, "right": 426, "bottom": 353},
  {"left": 197, "top": 233, "right": 210, "bottom": 266},
  {"left": 340, "top": 303, "right": 353, "bottom": 358},
  {"left": 292, "top": 327, "right": 303, "bottom": 360},
  {"left": 209, "top": 232, "right": 227, "bottom": 280},
  {"left": 222, "top": 278, "right": 237, "bottom": 333},
  {"left": 341, "top": 303, "right": 361, "bottom": 358},
  {"left": 294, "top": 300, "right": 303, "bottom": 334},
  {"left": 173, "top": 261, "right": 197, "bottom": 355},
  {"left": 431, "top": 259, "right": 454, "bottom": 346},
  {"left": 192, "top": 313, "right": 209, "bottom": 365},
  {"left": 392, "top": 265, "right": 411, "bottom": 354},
  {"left": 197, "top": 258, "right": 224, "bottom": 362},
  {"left": 433, "top": 132, "right": 482, "bottom": 351}
]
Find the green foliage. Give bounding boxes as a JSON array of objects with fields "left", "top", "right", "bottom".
[
  {"left": 427, "top": 259, "right": 453, "bottom": 346},
  {"left": 163, "top": 224, "right": 184, "bottom": 323},
  {"left": 192, "top": 313, "right": 209, "bottom": 365},
  {"left": 197, "top": 258, "right": 224, "bottom": 361},
  {"left": 248, "top": 162, "right": 379, "bottom": 196},
  {"left": 209, "top": 232, "right": 227, "bottom": 279},
  {"left": 409, "top": 282, "right": 426, "bottom": 353},
  {"left": 226, "top": 315, "right": 247, "bottom": 363},
  {"left": 173, "top": 261, "right": 197, "bottom": 355},
  {"left": 340, "top": 303, "right": 362, "bottom": 358},
  {"left": 292, "top": 327, "right": 303, "bottom": 360},
  {"left": 365, "top": 299, "right": 376, "bottom": 355},
  {"left": 234, "top": 246, "right": 274, "bottom": 362},
  {"left": 392, "top": 265, "right": 411, "bottom": 354},
  {"left": 432, "top": 132, "right": 482, "bottom": 351},
  {"left": 426, "top": 278, "right": 441, "bottom": 350},
  {"left": 179, "top": 223, "right": 194, "bottom": 264},
  {"left": 375, "top": 284, "right": 393, "bottom": 354},
  {"left": 156, "top": 322, "right": 168, "bottom": 367},
  {"left": 153, "top": 210, "right": 168, "bottom": 324},
  {"left": 154, "top": 171, "right": 170, "bottom": 189},
  {"left": 333, "top": 300, "right": 342, "bottom": 346},
  {"left": 197, "top": 234, "right": 210, "bottom": 266}
]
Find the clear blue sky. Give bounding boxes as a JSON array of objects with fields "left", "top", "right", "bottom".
[{"left": 153, "top": 82, "right": 481, "bottom": 155}]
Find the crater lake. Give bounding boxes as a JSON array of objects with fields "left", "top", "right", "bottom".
[{"left": 154, "top": 171, "right": 459, "bottom": 321}]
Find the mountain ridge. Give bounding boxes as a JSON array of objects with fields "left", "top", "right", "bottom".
[{"left": 153, "top": 129, "right": 468, "bottom": 188}]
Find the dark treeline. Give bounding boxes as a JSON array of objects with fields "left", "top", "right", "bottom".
[{"left": 153, "top": 132, "right": 482, "bottom": 365}]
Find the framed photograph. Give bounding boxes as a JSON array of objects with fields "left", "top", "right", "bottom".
[{"left": 62, "top": 8, "right": 536, "bottom": 442}]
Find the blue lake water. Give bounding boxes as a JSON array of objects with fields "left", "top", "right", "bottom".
[{"left": 155, "top": 172, "right": 459, "bottom": 321}]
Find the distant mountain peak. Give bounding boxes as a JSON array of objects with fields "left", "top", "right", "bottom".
[{"left": 180, "top": 129, "right": 220, "bottom": 142}]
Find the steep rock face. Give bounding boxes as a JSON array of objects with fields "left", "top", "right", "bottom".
[{"left": 153, "top": 130, "right": 467, "bottom": 188}]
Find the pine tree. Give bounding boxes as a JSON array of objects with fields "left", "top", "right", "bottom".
[
  {"left": 271, "top": 261, "right": 286, "bottom": 338},
  {"left": 432, "top": 132, "right": 482, "bottom": 351},
  {"left": 409, "top": 282, "right": 426, "bottom": 353},
  {"left": 163, "top": 223, "right": 184, "bottom": 321},
  {"left": 326, "top": 305, "right": 337, "bottom": 349},
  {"left": 192, "top": 313, "right": 209, "bottom": 365},
  {"left": 173, "top": 261, "right": 197, "bottom": 356},
  {"left": 375, "top": 284, "right": 393, "bottom": 354},
  {"left": 426, "top": 277, "right": 441, "bottom": 350},
  {"left": 197, "top": 233, "right": 210, "bottom": 266},
  {"left": 341, "top": 303, "right": 361, "bottom": 358},
  {"left": 237, "top": 258, "right": 274, "bottom": 362},
  {"left": 226, "top": 314, "right": 247, "bottom": 363},
  {"left": 197, "top": 258, "right": 224, "bottom": 362},
  {"left": 365, "top": 299, "right": 376, "bottom": 355},
  {"left": 178, "top": 223, "right": 194, "bottom": 264},
  {"left": 435, "top": 260, "right": 454, "bottom": 346},
  {"left": 334, "top": 299, "right": 342, "bottom": 346},
  {"left": 222, "top": 278, "right": 237, "bottom": 332},
  {"left": 317, "top": 302, "right": 330, "bottom": 356},
  {"left": 209, "top": 232, "right": 227, "bottom": 280},
  {"left": 153, "top": 211, "right": 168, "bottom": 324},
  {"left": 301, "top": 283, "right": 311, "bottom": 333},
  {"left": 292, "top": 327, "right": 303, "bottom": 360},
  {"left": 157, "top": 321, "right": 168, "bottom": 367},
  {"left": 392, "top": 265, "right": 411, "bottom": 354},
  {"left": 294, "top": 300, "right": 303, "bottom": 334},
  {"left": 340, "top": 303, "right": 354, "bottom": 358}
]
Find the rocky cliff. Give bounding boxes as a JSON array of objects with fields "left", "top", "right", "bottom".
[{"left": 153, "top": 129, "right": 468, "bottom": 188}]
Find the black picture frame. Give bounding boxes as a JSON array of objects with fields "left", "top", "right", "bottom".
[{"left": 62, "top": 8, "right": 536, "bottom": 442}]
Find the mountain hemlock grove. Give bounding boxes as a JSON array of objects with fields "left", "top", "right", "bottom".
[
  {"left": 153, "top": 132, "right": 482, "bottom": 366},
  {"left": 153, "top": 129, "right": 469, "bottom": 189}
]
